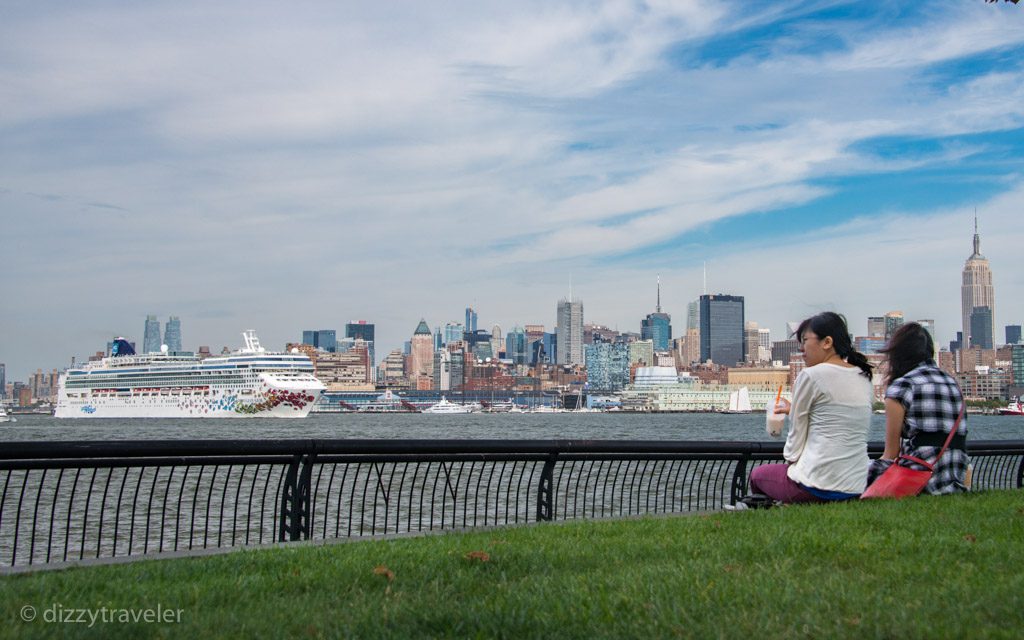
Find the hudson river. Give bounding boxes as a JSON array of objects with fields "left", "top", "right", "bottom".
[{"left": 1, "top": 412, "right": 1020, "bottom": 442}]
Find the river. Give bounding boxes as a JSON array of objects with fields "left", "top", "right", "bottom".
[{"left": 1, "top": 412, "right": 1020, "bottom": 442}]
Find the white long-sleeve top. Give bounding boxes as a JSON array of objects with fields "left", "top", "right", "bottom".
[{"left": 784, "top": 363, "right": 873, "bottom": 494}]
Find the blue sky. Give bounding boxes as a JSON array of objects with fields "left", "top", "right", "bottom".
[{"left": 2, "top": 0, "right": 1023, "bottom": 379}]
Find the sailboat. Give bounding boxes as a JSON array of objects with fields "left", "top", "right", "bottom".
[{"left": 722, "top": 387, "right": 752, "bottom": 414}]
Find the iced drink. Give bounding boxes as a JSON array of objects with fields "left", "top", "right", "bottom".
[{"left": 765, "top": 403, "right": 785, "bottom": 438}]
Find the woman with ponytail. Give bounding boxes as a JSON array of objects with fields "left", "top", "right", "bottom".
[{"left": 747, "top": 312, "right": 874, "bottom": 504}]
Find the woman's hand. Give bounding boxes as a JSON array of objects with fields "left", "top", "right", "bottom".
[{"left": 773, "top": 398, "right": 791, "bottom": 415}]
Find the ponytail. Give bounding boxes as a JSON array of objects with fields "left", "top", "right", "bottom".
[{"left": 842, "top": 349, "right": 874, "bottom": 380}]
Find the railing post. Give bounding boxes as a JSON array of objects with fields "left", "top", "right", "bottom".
[
  {"left": 730, "top": 453, "right": 750, "bottom": 506},
  {"left": 536, "top": 453, "right": 557, "bottom": 522},
  {"left": 279, "top": 454, "right": 315, "bottom": 542}
]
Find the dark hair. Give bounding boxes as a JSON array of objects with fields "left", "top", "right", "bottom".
[
  {"left": 881, "top": 322, "right": 934, "bottom": 386},
  {"left": 794, "top": 311, "right": 873, "bottom": 379}
]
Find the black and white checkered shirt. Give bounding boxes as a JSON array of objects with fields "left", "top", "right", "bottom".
[{"left": 883, "top": 359, "right": 969, "bottom": 495}]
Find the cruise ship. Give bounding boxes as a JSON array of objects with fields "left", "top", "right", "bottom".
[{"left": 55, "top": 331, "right": 325, "bottom": 418}]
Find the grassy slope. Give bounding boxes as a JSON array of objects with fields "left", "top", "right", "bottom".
[{"left": 2, "top": 491, "right": 1022, "bottom": 639}]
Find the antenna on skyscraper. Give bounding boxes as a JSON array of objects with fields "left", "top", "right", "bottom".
[
  {"left": 702, "top": 262, "right": 707, "bottom": 296},
  {"left": 656, "top": 275, "right": 662, "bottom": 313}
]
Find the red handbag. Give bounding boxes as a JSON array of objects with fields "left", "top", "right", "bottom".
[{"left": 861, "top": 403, "right": 964, "bottom": 500}]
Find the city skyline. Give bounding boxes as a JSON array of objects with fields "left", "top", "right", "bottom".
[{"left": 3, "top": 2, "right": 1024, "bottom": 379}]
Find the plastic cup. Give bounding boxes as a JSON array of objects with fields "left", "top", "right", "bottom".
[{"left": 765, "top": 404, "right": 785, "bottom": 438}]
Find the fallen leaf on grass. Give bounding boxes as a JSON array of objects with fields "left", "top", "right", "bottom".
[
  {"left": 722, "top": 564, "right": 739, "bottom": 573},
  {"left": 465, "top": 551, "right": 491, "bottom": 562},
  {"left": 373, "top": 565, "right": 395, "bottom": 581},
  {"left": 963, "top": 534, "right": 977, "bottom": 543},
  {"left": 845, "top": 616, "right": 861, "bottom": 627}
]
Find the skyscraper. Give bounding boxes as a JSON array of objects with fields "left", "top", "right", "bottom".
[
  {"left": 444, "top": 322, "right": 464, "bottom": 345},
  {"left": 0, "top": 363, "right": 5, "bottom": 398},
  {"left": 867, "top": 316, "right": 885, "bottom": 337},
  {"left": 505, "top": 327, "right": 528, "bottom": 365},
  {"left": 699, "top": 294, "right": 745, "bottom": 366},
  {"left": 143, "top": 315, "right": 162, "bottom": 354},
  {"left": 302, "top": 330, "right": 337, "bottom": 352},
  {"left": 556, "top": 297, "right": 584, "bottom": 366},
  {"left": 970, "top": 306, "right": 993, "bottom": 349},
  {"left": 410, "top": 319, "right": 434, "bottom": 390},
  {"left": 1006, "top": 325, "right": 1021, "bottom": 345},
  {"left": 164, "top": 316, "right": 182, "bottom": 352},
  {"left": 962, "top": 216, "right": 995, "bottom": 350},
  {"left": 884, "top": 311, "right": 904, "bottom": 340},
  {"left": 641, "top": 277, "right": 672, "bottom": 351},
  {"left": 686, "top": 301, "right": 699, "bottom": 331},
  {"left": 465, "top": 307, "right": 478, "bottom": 333},
  {"left": 345, "top": 321, "right": 375, "bottom": 366}
]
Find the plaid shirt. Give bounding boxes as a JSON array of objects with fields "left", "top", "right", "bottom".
[{"left": 881, "top": 360, "right": 969, "bottom": 495}]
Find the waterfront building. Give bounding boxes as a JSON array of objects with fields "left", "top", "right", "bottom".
[
  {"left": 410, "top": 320, "right": 434, "bottom": 391},
  {"left": 379, "top": 349, "right": 407, "bottom": 387},
  {"left": 581, "top": 342, "right": 626, "bottom": 391},
  {"left": 699, "top": 294, "right": 745, "bottom": 366},
  {"left": 143, "top": 315, "right": 162, "bottom": 354},
  {"left": 302, "top": 329, "right": 337, "bottom": 353},
  {"left": 1007, "top": 325, "right": 1022, "bottom": 345},
  {"left": 728, "top": 366, "right": 791, "bottom": 392},
  {"left": 619, "top": 376, "right": 786, "bottom": 412},
  {"left": 465, "top": 307, "right": 478, "bottom": 333},
  {"left": 884, "top": 311, "right": 904, "bottom": 340},
  {"left": 314, "top": 346, "right": 373, "bottom": 391},
  {"left": 957, "top": 366, "right": 1010, "bottom": 400},
  {"left": 506, "top": 327, "right": 528, "bottom": 365},
  {"left": 640, "top": 277, "right": 672, "bottom": 351},
  {"left": 164, "top": 316, "right": 182, "bottom": 352},
  {"left": 556, "top": 298, "right": 584, "bottom": 366},
  {"left": 970, "top": 307, "right": 994, "bottom": 349},
  {"left": 962, "top": 217, "right": 996, "bottom": 351}
]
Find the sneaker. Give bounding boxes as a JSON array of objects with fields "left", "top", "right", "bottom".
[{"left": 723, "top": 502, "right": 749, "bottom": 511}]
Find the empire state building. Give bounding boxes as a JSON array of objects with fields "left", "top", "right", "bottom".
[{"left": 961, "top": 217, "right": 995, "bottom": 349}]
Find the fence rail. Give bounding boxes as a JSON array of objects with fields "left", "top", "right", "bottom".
[{"left": 2, "top": 439, "right": 1022, "bottom": 569}]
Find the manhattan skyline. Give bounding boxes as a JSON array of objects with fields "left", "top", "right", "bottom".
[{"left": 2, "top": 1, "right": 1024, "bottom": 379}]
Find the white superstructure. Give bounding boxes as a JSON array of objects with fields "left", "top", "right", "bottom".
[{"left": 55, "top": 330, "right": 325, "bottom": 419}]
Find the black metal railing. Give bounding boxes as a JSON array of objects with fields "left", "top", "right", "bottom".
[{"left": 1, "top": 439, "right": 1022, "bottom": 569}]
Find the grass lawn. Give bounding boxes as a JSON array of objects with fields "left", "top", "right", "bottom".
[{"left": 2, "top": 490, "right": 1022, "bottom": 638}]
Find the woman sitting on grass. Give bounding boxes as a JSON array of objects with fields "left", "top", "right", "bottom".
[
  {"left": 748, "top": 312, "right": 874, "bottom": 504},
  {"left": 867, "top": 322, "right": 969, "bottom": 494}
]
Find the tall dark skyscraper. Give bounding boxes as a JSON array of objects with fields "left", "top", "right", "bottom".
[
  {"left": 345, "top": 321, "right": 376, "bottom": 365},
  {"left": 699, "top": 294, "right": 745, "bottom": 366},
  {"left": 465, "top": 307, "right": 478, "bottom": 333},
  {"left": 302, "top": 329, "right": 337, "bottom": 352},
  {"left": 1006, "top": 325, "right": 1022, "bottom": 345},
  {"left": 0, "top": 363, "right": 5, "bottom": 398},
  {"left": 641, "top": 276, "right": 672, "bottom": 352},
  {"left": 143, "top": 315, "right": 162, "bottom": 354},
  {"left": 969, "top": 307, "right": 993, "bottom": 349}
]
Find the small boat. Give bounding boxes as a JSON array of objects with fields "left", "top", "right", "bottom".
[
  {"left": 0, "top": 405, "right": 14, "bottom": 423},
  {"left": 422, "top": 396, "right": 475, "bottom": 414},
  {"left": 722, "top": 387, "right": 752, "bottom": 414},
  {"left": 998, "top": 397, "right": 1024, "bottom": 416}
]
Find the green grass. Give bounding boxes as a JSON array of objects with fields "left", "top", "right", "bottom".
[{"left": 2, "top": 491, "right": 1023, "bottom": 638}]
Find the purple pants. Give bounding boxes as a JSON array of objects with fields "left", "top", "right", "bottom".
[{"left": 748, "top": 464, "right": 825, "bottom": 504}]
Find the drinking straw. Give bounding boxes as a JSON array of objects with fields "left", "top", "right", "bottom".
[{"left": 774, "top": 385, "right": 783, "bottom": 406}]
